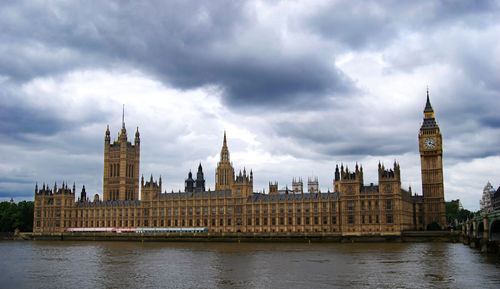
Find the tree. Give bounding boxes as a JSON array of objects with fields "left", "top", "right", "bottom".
[
  {"left": 446, "top": 202, "right": 459, "bottom": 225},
  {"left": 457, "top": 209, "right": 474, "bottom": 223},
  {"left": 0, "top": 201, "right": 34, "bottom": 232},
  {"left": 427, "top": 221, "right": 442, "bottom": 231}
]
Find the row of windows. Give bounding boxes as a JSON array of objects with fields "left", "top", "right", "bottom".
[
  {"left": 40, "top": 200, "right": 397, "bottom": 219},
  {"left": 60, "top": 216, "right": 342, "bottom": 229},
  {"left": 37, "top": 214, "right": 395, "bottom": 228},
  {"left": 347, "top": 200, "right": 392, "bottom": 210},
  {"left": 421, "top": 129, "right": 438, "bottom": 135},
  {"left": 347, "top": 214, "right": 392, "bottom": 224},
  {"left": 69, "top": 205, "right": 343, "bottom": 218}
]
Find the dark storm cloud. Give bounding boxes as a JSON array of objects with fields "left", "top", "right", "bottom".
[
  {"left": 480, "top": 115, "right": 500, "bottom": 128},
  {"left": 273, "top": 115, "right": 415, "bottom": 159},
  {"left": 0, "top": 104, "right": 67, "bottom": 137},
  {"left": 0, "top": 90, "right": 108, "bottom": 143},
  {"left": 305, "top": 0, "right": 499, "bottom": 50},
  {"left": 0, "top": 0, "right": 354, "bottom": 109}
]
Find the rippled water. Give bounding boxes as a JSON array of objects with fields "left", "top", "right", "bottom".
[{"left": 0, "top": 241, "right": 498, "bottom": 288}]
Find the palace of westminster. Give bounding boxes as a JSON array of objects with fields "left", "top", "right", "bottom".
[{"left": 34, "top": 93, "right": 447, "bottom": 234}]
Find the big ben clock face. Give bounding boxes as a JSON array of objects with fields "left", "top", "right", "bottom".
[{"left": 424, "top": 137, "right": 436, "bottom": 149}]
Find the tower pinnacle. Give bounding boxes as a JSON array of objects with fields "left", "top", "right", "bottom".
[
  {"left": 422, "top": 89, "right": 436, "bottom": 123},
  {"left": 220, "top": 131, "right": 230, "bottom": 162},
  {"left": 424, "top": 88, "right": 433, "bottom": 113},
  {"left": 122, "top": 104, "right": 125, "bottom": 128},
  {"left": 119, "top": 105, "right": 127, "bottom": 137}
]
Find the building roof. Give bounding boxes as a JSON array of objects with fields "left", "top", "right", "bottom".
[
  {"left": 75, "top": 200, "right": 141, "bottom": 207},
  {"left": 421, "top": 118, "right": 438, "bottom": 129},
  {"left": 247, "top": 192, "right": 339, "bottom": 202},
  {"left": 156, "top": 190, "right": 232, "bottom": 199}
]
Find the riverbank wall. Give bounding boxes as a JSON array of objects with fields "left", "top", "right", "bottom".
[{"left": 13, "top": 231, "right": 460, "bottom": 243}]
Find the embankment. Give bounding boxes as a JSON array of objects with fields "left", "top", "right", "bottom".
[{"left": 21, "top": 231, "right": 460, "bottom": 243}]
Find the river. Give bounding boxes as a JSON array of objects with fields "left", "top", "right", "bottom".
[{"left": 0, "top": 241, "right": 498, "bottom": 288}]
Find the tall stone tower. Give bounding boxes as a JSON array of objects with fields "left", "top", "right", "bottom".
[
  {"left": 195, "top": 163, "right": 206, "bottom": 192},
  {"left": 418, "top": 90, "right": 446, "bottom": 229},
  {"left": 215, "top": 131, "right": 234, "bottom": 191},
  {"left": 103, "top": 107, "right": 140, "bottom": 201}
]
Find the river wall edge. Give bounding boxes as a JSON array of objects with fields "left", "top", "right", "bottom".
[{"left": 5, "top": 231, "right": 461, "bottom": 243}]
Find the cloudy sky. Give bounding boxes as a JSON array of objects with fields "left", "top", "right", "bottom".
[{"left": 1, "top": 0, "right": 499, "bottom": 211}]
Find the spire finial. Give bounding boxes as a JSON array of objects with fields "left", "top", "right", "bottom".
[
  {"left": 122, "top": 104, "right": 125, "bottom": 128},
  {"left": 223, "top": 130, "right": 227, "bottom": 146},
  {"left": 424, "top": 87, "right": 433, "bottom": 113}
]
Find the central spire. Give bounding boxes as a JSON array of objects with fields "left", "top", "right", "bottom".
[{"left": 220, "top": 131, "right": 230, "bottom": 162}]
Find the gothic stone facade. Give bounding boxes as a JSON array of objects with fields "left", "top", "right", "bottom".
[{"left": 34, "top": 95, "right": 446, "bottom": 234}]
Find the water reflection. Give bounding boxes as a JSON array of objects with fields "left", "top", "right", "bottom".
[{"left": 0, "top": 241, "right": 498, "bottom": 289}]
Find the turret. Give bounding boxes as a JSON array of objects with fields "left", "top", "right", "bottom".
[
  {"left": 196, "top": 163, "right": 205, "bottom": 192},
  {"left": 141, "top": 175, "right": 161, "bottom": 201},
  {"left": 105, "top": 125, "right": 110, "bottom": 144},
  {"left": 185, "top": 171, "right": 195, "bottom": 193},
  {"left": 378, "top": 161, "right": 400, "bottom": 181},
  {"left": 338, "top": 163, "right": 364, "bottom": 195},
  {"left": 135, "top": 127, "right": 140, "bottom": 145},
  {"left": 341, "top": 164, "right": 363, "bottom": 183},
  {"left": 80, "top": 185, "right": 87, "bottom": 202},
  {"left": 269, "top": 182, "right": 278, "bottom": 195}
]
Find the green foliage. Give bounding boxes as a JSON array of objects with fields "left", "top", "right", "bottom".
[
  {"left": 446, "top": 202, "right": 459, "bottom": 224},
  {"left": 0, "top": 201, "right": 34, "bottom": 232},
  {"left": 455, "top": 224, "right": 462, "bottom": 230},
  {"left": 426, "top": 221, "right": 442, "bottom": 231},
  {"left": 457, "top": 209, "right": 474, "bottom": 222},
  {"left": 445, "top": 201, "right": 475, "bottom": 227}
]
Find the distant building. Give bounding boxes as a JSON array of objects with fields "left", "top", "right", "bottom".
[
  {"left": 307, "top": 177, "right": 319, "bottom": 194},
  {"left": 448, "top": 199, "right": 463, "bottom": 211},
  {"left": 292, "top": 178, "right": 303, "bottom": 193},
  {"left": 491, "top": 186, "right": 500, "bottom": 212},
  {"left": 480, "top": 181, "right": 495, "bottom": 213}
]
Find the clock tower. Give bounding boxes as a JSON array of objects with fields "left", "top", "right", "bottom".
[{"left": 418, "top": 90, "right": 446, "bottom": 229}]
